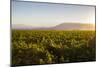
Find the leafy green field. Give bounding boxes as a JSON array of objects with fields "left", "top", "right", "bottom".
[{"left": 12, "top": 30, "right": 96, "bottom": 66}]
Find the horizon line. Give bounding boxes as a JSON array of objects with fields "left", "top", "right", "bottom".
[{"left": 12, "top": 22, "right": 95, "bottom": 28}]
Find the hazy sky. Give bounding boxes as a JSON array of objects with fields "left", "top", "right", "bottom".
[{"left": 12, "top": 1, "right": 95, "bottom": 27}]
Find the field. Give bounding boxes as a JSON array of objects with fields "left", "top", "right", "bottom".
[{"left": 12, "top": 30, "right": 96, "bottom": 66}]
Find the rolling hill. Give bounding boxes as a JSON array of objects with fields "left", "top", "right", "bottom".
[{"left": 51, "top": 23, "right": 95, "bottom": 30}]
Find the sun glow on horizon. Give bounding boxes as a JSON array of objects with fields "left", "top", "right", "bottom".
[{"left": 12, "top": 1, "right": 95, "bottom": 27}]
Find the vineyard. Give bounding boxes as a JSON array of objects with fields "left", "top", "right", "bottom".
[{"left": 12, "top": 30, "right": 96, "bottom": 66}]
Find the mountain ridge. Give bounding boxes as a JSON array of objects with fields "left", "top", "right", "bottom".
[{"left": 12, "top": 23, "right": 95, "bottom": 30}]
